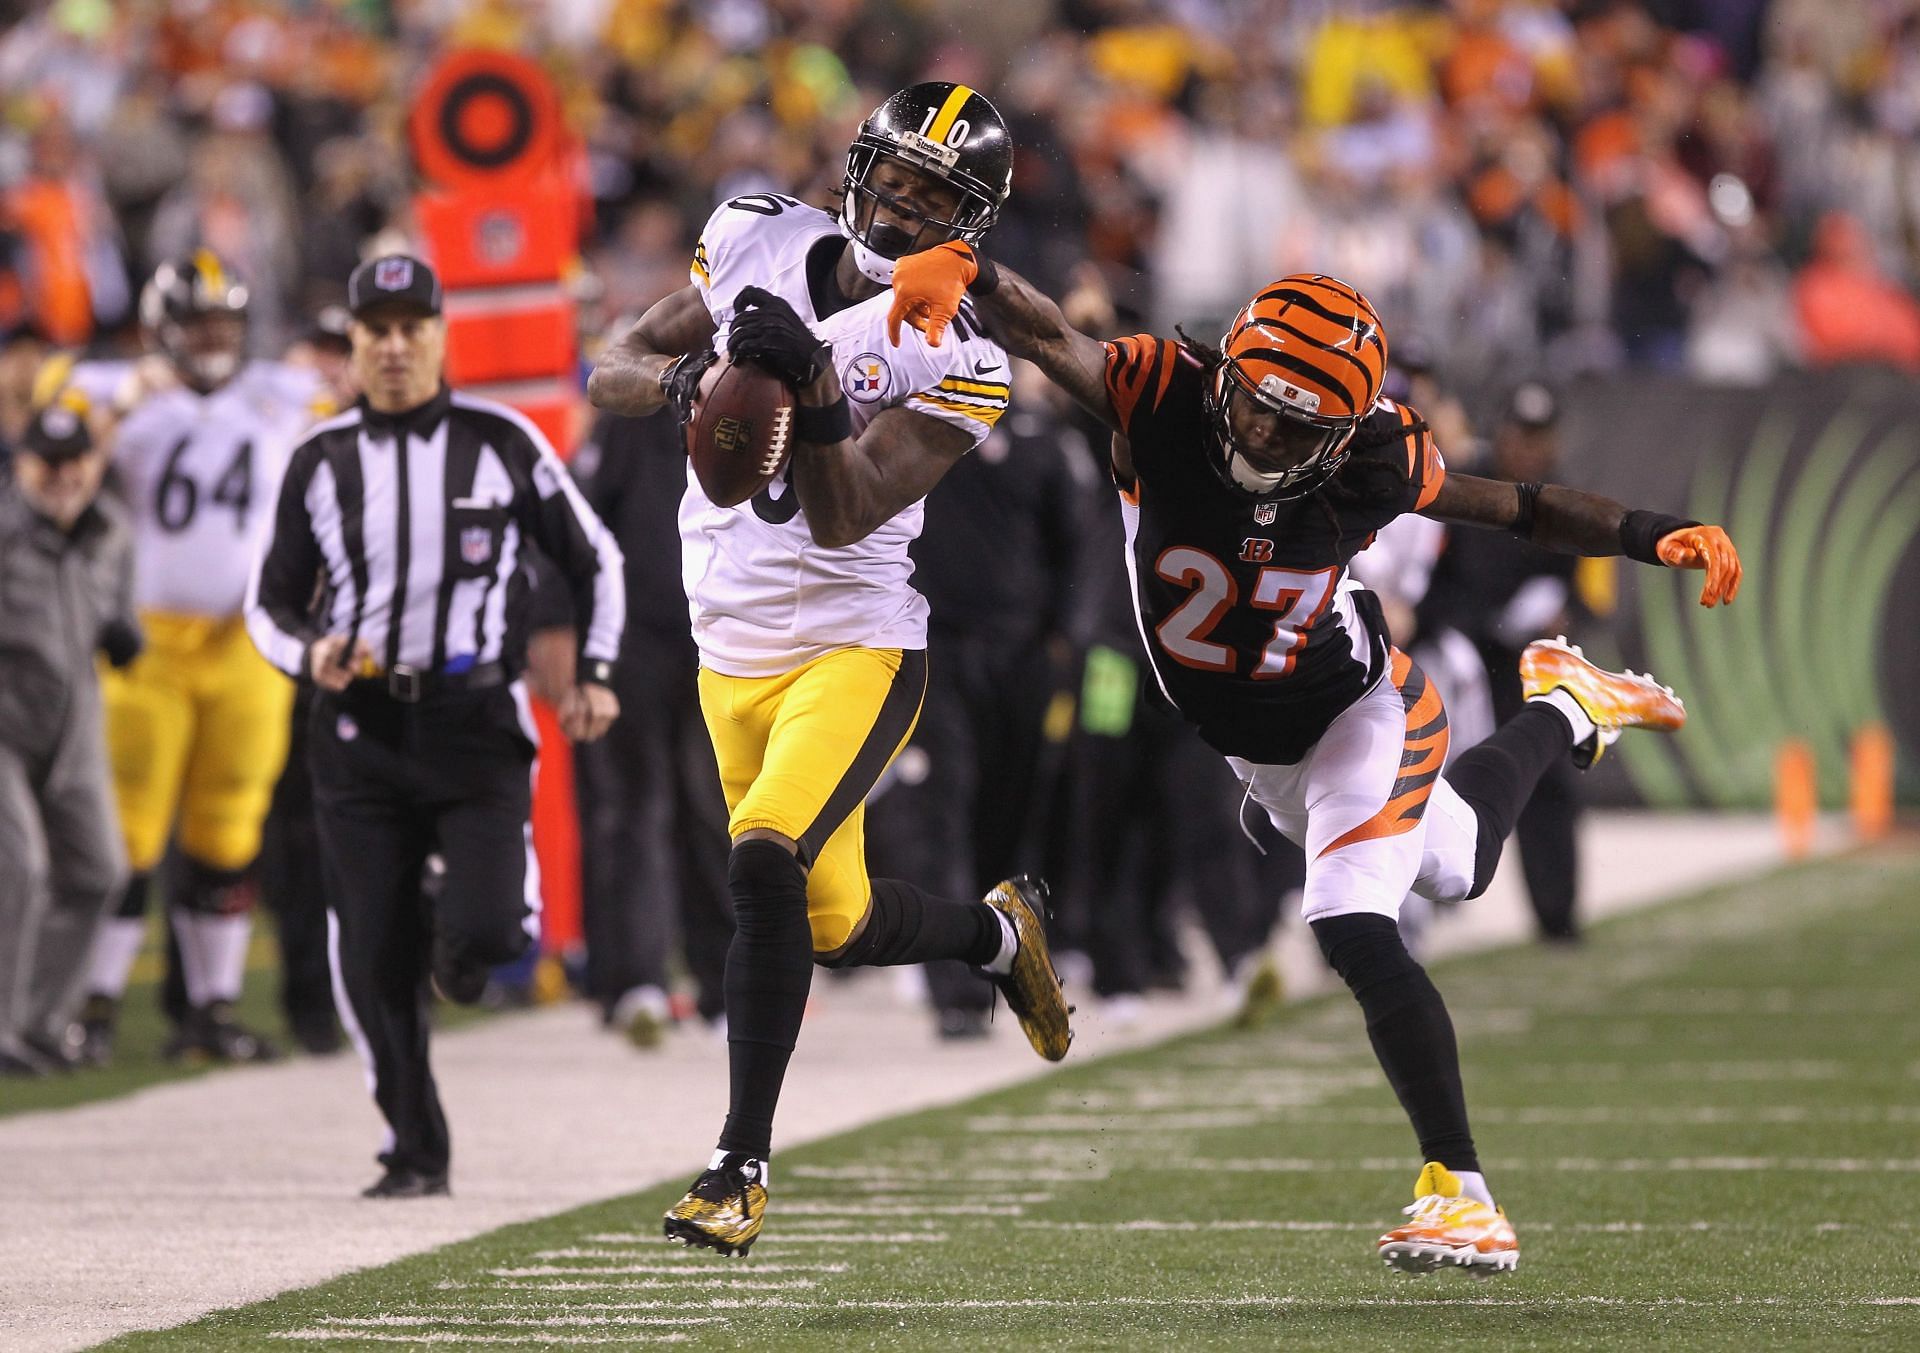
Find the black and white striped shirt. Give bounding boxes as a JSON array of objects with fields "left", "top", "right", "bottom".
[{"left": 246, "top": 386, "right": 624, "bottom": 684}]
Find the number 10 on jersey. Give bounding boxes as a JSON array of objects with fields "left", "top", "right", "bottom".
[{"left": 1153, "top": 548, "right": 1337, "bottom": 680}]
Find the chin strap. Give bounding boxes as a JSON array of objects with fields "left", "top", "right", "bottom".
[{"left": 839, "top": 206, "right": 898, "bottom": 284}]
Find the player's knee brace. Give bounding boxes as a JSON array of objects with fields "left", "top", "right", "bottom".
[
  {"left": 728, "top": 839, "right": 809, "bottom": 940},
  {"left": 813, "top": 879, "right": 999, "bottom": 971},
  {"left": 169, "top": 857, "right": 255, "bottom": 916},
  {"left": 814, "top": 878, "right": 918, "bottom": 969}
]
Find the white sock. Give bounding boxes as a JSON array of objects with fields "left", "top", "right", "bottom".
[
  {"left": 983, "top": 909, "right": 1018, "bottom": 977},
  {"left": 170, "top": 909, "right": 214, "bottom": 1008},
  {"left": 1529, "top": 687, "right": 1597, "bottom": 747},
  {"left": 1453, "top": 1169, "right": 1494, "bottom": 1207},
  {"left": 201, "top": 913, "right": 253, "bottom": 1003},
  {"left": 87, "top": 918, "right": 147, "bottom": 998},
  {"left": 710, "top": 1147, "right": 769, "bottom": 1181}
]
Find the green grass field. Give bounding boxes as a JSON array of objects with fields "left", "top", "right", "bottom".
[{"left": 96, "top": 845, "right": 1920, "bottom": 1351}]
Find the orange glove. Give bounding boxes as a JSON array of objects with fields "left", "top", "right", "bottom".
[
  {"left": 886, "top": 240, "right": 977, "bottom": 349},
  {"left": 1656, "top": 524, "right": 1743, "bottom": 607}
]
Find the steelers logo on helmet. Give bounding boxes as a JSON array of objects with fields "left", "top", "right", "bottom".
[
  {"left": 838, "top": 82, "right": 1014, "bottom": 285},
  {"left": 140, "top": 250, "right": 250, "bottom": 393},
  {"left": 1203, "top": 274, "right": 1387, "bottom": 501}
]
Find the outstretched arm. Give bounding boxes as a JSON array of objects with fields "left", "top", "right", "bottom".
[
  {"left": 889, "top": 243, "right": 1116, "bottom": 432},
  {"left": 586, "top": 284, "right": 717, "bottom": 417},
  {"left": 1423, "top": 472, "right": 1742, "bottom": 607}
]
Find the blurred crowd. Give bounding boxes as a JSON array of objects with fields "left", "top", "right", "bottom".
[
  {"left": 7, "top": 0, "right": 1920, "bottom": 402},
  {"left": 2, "top": 0, "right": 1915, "bottom": 1063}
]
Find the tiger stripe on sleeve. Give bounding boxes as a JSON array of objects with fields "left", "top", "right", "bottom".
[
  {"left": 1103, "top": 334, "right": 1177, "bottom": 436},
  {"left": 1391, "top": 401, "right": 1448, "bottom": 511}
]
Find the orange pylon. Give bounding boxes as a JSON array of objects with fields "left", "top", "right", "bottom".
[
  {"left": 1850, "top": 723, "right": 1895, "bottom": 842},
  {"left": 1775, "top": 739, "right": 1817, "bottom": 859}
]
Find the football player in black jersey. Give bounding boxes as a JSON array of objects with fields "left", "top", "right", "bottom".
[{"left": 888, "top": 250, "right": 1742, "bottom": 1277}]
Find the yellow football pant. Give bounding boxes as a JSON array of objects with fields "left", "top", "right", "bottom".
[
  {"left": 102, "top": 611, "right": 295, "bottom": 872},
  {"left": 698, "top": 647, "right": 926, "bottom": 953}
]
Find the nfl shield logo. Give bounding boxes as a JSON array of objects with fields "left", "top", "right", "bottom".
[
  {"left": 1254, "top": 502, "right": 1277, "bottom": 525},
  {"left": 460, "top": 525, "right": 493, "bottom": 565},
  {"left": 374, "top": 258, "right": 413, "bottom": 291}
]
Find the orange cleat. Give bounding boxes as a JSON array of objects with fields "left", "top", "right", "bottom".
[
  {"left": 1521, "top": 636, "right": 1684, "bottom": 767},
  {"left": 1377, "top": 1162, "right": 1519, "bottom": 1278}
]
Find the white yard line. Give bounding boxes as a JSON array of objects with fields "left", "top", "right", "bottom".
[{"left": 0, "top": 812, "right": 1831, "bottom": 1352}]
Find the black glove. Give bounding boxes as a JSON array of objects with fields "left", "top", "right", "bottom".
[
  {"left": 98, "top": 617, "right": 143, "bottom": 669},
  {"left": 661, "top": 347, "right": 717, "bottom": 425},
  {"left": 727, "top": 285, "right": 833, "bottom": 390}
]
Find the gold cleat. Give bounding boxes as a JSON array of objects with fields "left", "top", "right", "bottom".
[
  {"left": 982, "top": 877, "right": 1073, "bottom": 1062},
  {"left": 663, "top": 1154, "right": 768, "bottom": 1257},
  {"left": 1377, "top": 1162, "right": 1519, "bottom": 1278},
  {"left": 1520, "top": 636, "right": 1685, "bottom": 768},
  {"left": 1231, "top": 953, "right": 1285, "bottom": 1031}
]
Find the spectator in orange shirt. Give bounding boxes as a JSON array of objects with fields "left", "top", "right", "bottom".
[
  {"left": 0, "top": 115, "right": 130, "bottom": 347},
  {"left": 1792, "top": 210, "right": 1920, "bottom": 371}
]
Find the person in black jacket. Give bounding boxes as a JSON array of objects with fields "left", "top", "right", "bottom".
[
  {"left": 567, "top": 406, "right": 733, "bottom": 1044},
  {"left": 1416, "top": 383, "right": 1586, "bottom": 941},
  {"left": 864, "top": 366, "right": 1086, "bottom": 1038},
  {"left": 245, "top": 255, "right": 626, "bottom": 1197}
]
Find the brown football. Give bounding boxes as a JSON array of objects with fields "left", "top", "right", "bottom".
[{"left": 685, "top": 356, "right": 796, "bottom": 508}]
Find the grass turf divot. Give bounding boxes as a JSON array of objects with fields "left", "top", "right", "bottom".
[{"left": 95, "top": 846, "right": 1920, "bottom": 1352}]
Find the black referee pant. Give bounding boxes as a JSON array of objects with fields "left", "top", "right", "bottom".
[
  {"left": 575, "top": 629, "right": 732, "bottom": 1024},
  {"left": 310, "top": 680, "right": 540, "bottom": 1179}
]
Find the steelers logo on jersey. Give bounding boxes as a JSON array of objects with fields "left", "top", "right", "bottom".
[{"left": 844, "top": 353, "right": 893, "bottom": 404}]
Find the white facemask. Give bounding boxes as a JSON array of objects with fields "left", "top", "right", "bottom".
[{"left": 1227, "top": 454, "right": 1286, "bottom": 495}]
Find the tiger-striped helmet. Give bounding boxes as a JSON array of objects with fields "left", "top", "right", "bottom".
[{"left": 1204, "top": 275, "right": 1387, "bottom": 499}]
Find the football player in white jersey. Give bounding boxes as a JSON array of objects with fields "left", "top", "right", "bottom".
[
  {"left": 69, "top": 253, "right": 329, "bottom": 1066},
  {"left": 589, "top": 82, "right": 1072, "bottom": 1256}
]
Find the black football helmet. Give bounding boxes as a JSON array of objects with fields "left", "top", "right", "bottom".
[
  {"left": 839, "top": 82, "right": 1013, "bottom": 283},
  {"left": 140, "top": 250, "right": 249, "bottom": 391}
]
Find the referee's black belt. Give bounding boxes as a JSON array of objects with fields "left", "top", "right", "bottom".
[{"left": 351, "top": 660, "right": 508, "bottom": 704}]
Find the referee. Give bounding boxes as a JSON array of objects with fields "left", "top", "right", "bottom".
[{"left": 245, "top": 254, "right": 625, "bottom": 1198}]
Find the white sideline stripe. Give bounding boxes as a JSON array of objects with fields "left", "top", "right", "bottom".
[
  {"left": 787, "top": 1166, "right": 1094, "bottom": 1182},
  {"left": 1067, "top": 1106, "right": 1920, "bottom": 1127},
  {"left": 1012, "top": 1220, "right": 1730, "bottom": 1234},
  {"left": 967, "top": 1111, "right": 1264, "bottom": 1132},
  {"left": 1180, "top": 1157, "right": 1920, "bottom": 1174},
  {"left": 560, "top": 1295, "right": 1920, "bottom": 1312},
  {"left": 487, "top": 1270, "right": 819, "bottom": 1287},
  {"left": 273, "top": 1335, "right": 689, "bottom": 1345},
  {"left": 529, "top": 1252, "right": 845, "bottom": 1270},
  {"left": 433, "top": 1294, "right": 1920, "bottom": 1312},
  {"left": 318, "top": 1315, "right": 718, "bottom": 1327},
  {"left": 747, "top": 1231, "right": 950, "bottom": 1244},
  {"left": 1516, "top": 1061, "right": 1846, "bottom": 1082},
  {"left": 778, "top": 1202, "right": 1025, "bottom": 1217}
]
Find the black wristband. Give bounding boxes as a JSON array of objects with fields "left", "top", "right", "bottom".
[
  {"left": 794, "top": 395, "right": 853, "bottom": 445},
  {"left": 966, "top": 250, "right": 1000, "bottom": 297},
  {"left": 1510, "top": 481, "right": 1543, "bottom": 541},
  {"left": 580, "top": 659, "right": 615, "bottom": 689},
  {"left": 1620, "top": 509, "right": 1699, "bottom": 564}
]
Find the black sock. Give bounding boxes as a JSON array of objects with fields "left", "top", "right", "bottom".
[
  {"left": 1313, "top": 912, "right": 1479, "bottom": 1173},
  {"left": 717, "top": 840, "right": 814, "bottom": 1159},
  {"left": 1444, "top": 703, "right": 1574, "bottom": 899},
  {"left": 818, "top": 878, "right": 1000, "bottom": 970}
]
